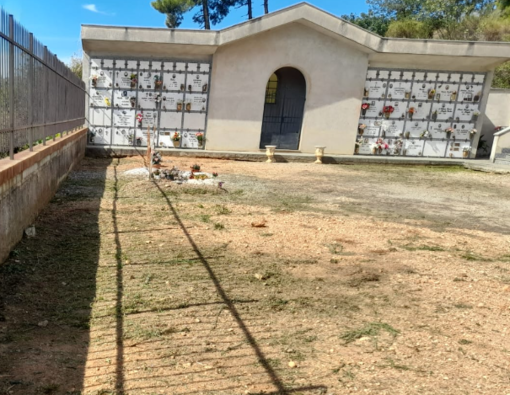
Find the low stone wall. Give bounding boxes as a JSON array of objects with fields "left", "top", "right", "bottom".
[{"left": 0, "top": 128, "right": 88, "bottom": 263}]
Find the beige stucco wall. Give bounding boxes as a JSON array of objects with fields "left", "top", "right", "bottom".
[
  {"left": 206, "top": 22, "right": 369, "bottom": 154},
  {"left": 482, "top": 89, "right": 510, "bottom": 154}
]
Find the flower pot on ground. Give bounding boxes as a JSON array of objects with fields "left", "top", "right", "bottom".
[
  {"left": 265, "top": 145, "right": 277, "bottom": 163},
  {"left": 354, "top": 146, "right": 360, "bottom": 154},
  {"left": 314, "top": 146, "right": 326, "bottom": 164},
  {"left": 372, "top": 147, "right": 377, "bottom": 155}
]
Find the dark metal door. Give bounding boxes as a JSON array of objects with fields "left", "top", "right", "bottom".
[{"left": 260, "top": 68, "right": 306, "bottom": 150}]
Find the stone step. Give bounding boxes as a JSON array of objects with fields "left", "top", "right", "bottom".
[{"left": 495, "top": 158, "right": 510, "bottom": 166}]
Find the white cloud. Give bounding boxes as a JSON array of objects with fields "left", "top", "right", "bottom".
[{"left": 83, "top": 4, "right": 100, "bottom": 13}]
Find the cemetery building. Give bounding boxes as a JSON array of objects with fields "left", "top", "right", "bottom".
[{"left": 81, "top": 2, "right": 510, "bottom": 158}]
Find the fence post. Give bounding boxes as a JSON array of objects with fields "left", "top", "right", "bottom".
[
  {"left": 9, "top": 15, "right": 15, "bottom": 159},
  {"left": 42, "top": 46, "right": 47, "bottom": 146},
  {"left": 28, "top": 33, "right": 34, "bottom": 151}
]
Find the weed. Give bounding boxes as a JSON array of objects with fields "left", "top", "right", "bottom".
[
  {"left": 200, "top": 214, "right": 211, "bottom": 223},
  {"left": 215, "top": 205, "right": 231, "bottom": 215},
  {"left": 458, "top": 339, "right": 473, "bottom": 345},
  {"left": 326, "top": 242, "right": 344, "bottom": 255},
  {"left": 384, "top": 358, "right": 410, "bottom": 371},
  {"left": 266, "top": 296, "right": 288, "bottom": 311},
  {"left": 454, "top": 303, "right": 473, "bottom": 309},
  {"left": 340, "top": 322, "right": 400, "bottom": 344},
  {"left": 402, "top": 244, "right": 445, "bottom": 252},
  {"left": 38, "top": 384, "right": 59, "bottom": 394},
  {"left": 461, "top": 252, "right": 492, "bottom": 262},
  {"left": 260, "top": 233, "right": 274, "bottom": 237},
  {"left": 214, "top": 223, "right": 225, "bottom": 230}
]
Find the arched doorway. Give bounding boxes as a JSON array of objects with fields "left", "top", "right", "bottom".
[{"left": 259, "top": 67, "right": 306, "bottom": 150}]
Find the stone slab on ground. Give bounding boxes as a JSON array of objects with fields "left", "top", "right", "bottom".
[{"left": 464, "top": 160, "right": 510, "bottom": 174}]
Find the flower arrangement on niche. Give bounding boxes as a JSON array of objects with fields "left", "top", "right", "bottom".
[
  {"left": 361, "top": 103, "right": 370, "bottom": 116},
  {"left": 172, "top": 132, "right": 180, "bottom": 147},
  {"left": 354, "top": 138, "right": 364, "bottom": 154},
  {"left": 382, "top": 105, "right": 394, "bottom": 119},
  {"left": 196, "top": 132, "right": 204, "bottom": 146},
  {"left": 394, "top": 138, "right": 403, "bottom": 155},
  {"left": 470, "top": 129, "right": 477, "bottom": 137},
  {"left": 130, "top": 73, "right": 137, "bottom": 88},
  {"left": 420, "top": 130, "right": 430, "bottom": 138},
  {"left": 428, "top": 89, "right": 436, "bottom": 100},
  {"left": 90, "top": 74, "right": 98, "bottom": 87},
  {"left": 358, "top": 123, "right": 367, "bottom": 135},
  {"left": 136, "top": 113, "right": 143, "bottom": 128},
  {"left": 445, "top": 127, "right": 454, "bottom": 137},
  {"left": 408, "top": 107, "right": 416, "bottom": 120},
  {"left": 371, "top": 138, "right": 389, "bottom": 155},
  {"left": 154, "top": 75, "right": 163, "bottom": 89}
]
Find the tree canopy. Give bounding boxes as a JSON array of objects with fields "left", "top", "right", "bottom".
[{"left": 344, "top": 0, "right": 510, "bottom": 87}]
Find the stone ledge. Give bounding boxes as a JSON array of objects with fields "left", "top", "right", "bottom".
[
  {"left": 0, "top": 128, "right": 88, "bottom": 186},
  {"left": 85, "top": 145, "right": 466, "bottom": 166}
]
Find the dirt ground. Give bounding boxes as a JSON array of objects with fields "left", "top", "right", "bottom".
[{"left": 1, "top": 156, "right": 509, "bottom": 395}]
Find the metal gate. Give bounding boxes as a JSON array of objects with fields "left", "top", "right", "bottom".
[{"left": 260, "top": 68, "right": 306, "bottom": 150}]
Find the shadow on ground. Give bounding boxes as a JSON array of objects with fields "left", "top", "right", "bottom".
[{"left": 0, "top": 158, "right": 111, "bottom": 395}]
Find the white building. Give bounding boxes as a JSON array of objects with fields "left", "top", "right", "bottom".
[{"left": 81, "top": 2, "right": 510, "bottom": 158}]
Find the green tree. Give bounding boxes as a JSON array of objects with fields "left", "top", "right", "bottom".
[
  {"left": 67, "top": 53, "right": 83, "bottom": 79},
  {"left": 342, "top": 10, "right": 392, "bottom": 36},
  {"left": 385, "top": 19, "right": 432, "bottom": 38},
  {"left": 151, "top": 0, "right": 196, "bottom": 28}
]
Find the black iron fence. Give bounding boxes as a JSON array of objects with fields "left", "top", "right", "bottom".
[{"left": 0, "top": 8, "right": 85, "bottom": 160}]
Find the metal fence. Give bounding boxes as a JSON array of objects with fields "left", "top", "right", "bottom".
[{"left": 0, "top": 8, "right": 85, "bottom": 160}]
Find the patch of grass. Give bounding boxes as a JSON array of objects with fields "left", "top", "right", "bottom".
[
  {"left": 260, "top": 233, "right": 273, "bottom": 237},
  {"left": 347, "top": 272, "right": 380, "bottom": 287},
  {"left": 461, "top": 252, "right": 492, "bottom": 262},
  {"left": 458, "top": 339, "right": 473, "bottom": 345},
  {"left": 38, "top": 384, "right": 59, "bottom": 394},
  {"left": 402, "top": 244, "right": 445, "bottom": 252},
  {"left": 214, "top": 223, "right": 225, "bottom": 230},
  {"left": 383, "top": 358, "right": 411, "bottom": 371},
  {"left": 214, "top": 205, "right": 231, "bottom": 215},
  {"left": 454, "top": 303, "right": 473, "bottom": 309},
  {"left": 326, "top": 242, "right": 344, "bottom": 255},
  {"left": 266, "top": 296, "right": 288, "bottom": 311},
  {"left": 200, "top": 214, "right": 211, "bottom": 223},
  {"left": 340, "top": 322, "right": 400, "bottom": 344}
]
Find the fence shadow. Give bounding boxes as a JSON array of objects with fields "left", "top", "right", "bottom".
[
  {"left": 150, "top": 181, "right": 327, "bottom": 395},
  {"left": 0, "top": 157, "right": 111, "bottom": 395}
]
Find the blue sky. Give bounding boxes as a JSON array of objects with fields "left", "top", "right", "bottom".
[{"left": 0, "top": 0, "right": 369, "bottom": 64}]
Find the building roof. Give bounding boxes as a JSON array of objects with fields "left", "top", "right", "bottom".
[{"left": 82, "top": 2, "right": 510, "bottom": 65}]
